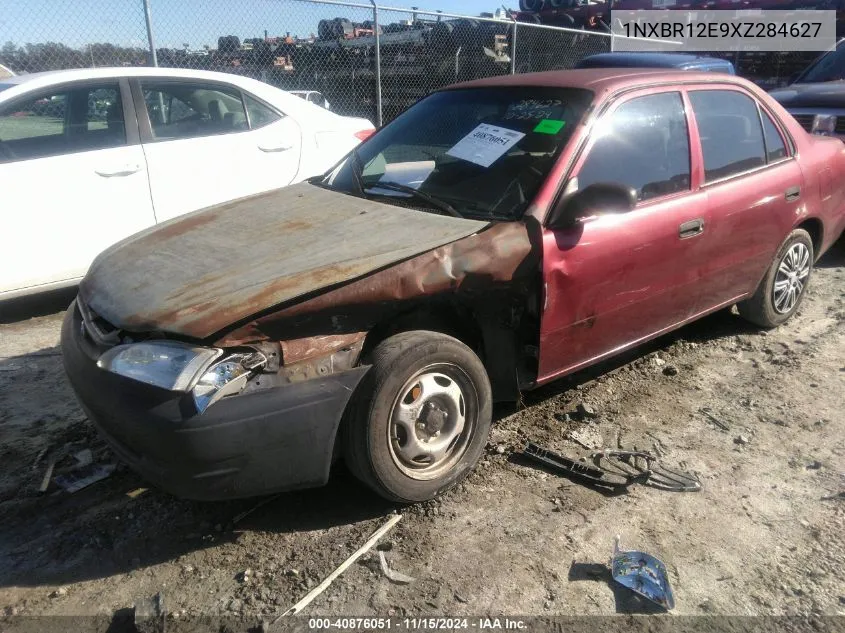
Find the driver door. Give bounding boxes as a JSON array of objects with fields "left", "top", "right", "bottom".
[{"left": 537, "top": 88, "right": 712, "bottom": 382}]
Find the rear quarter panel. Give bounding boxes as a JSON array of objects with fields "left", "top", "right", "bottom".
[
  {"left": 756, "top": 87, "right": 845, "bottom": 257},
  {"left": 802, "top": 135, "right": 845, "bottom": 255}
]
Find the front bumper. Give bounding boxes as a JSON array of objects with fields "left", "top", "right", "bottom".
[{"left": 60, "top": 300, "right": 369, "bottom": 500}]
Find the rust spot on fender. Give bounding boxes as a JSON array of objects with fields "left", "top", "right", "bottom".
[
  {"left": 218, "top": 222, "right": 538, "bottom": 346},
  {"left": 280, "top": 332, "right": 367, "bottom": 365},
  {"left": 147, "top": 210, "right": 222, "bottom": 242}
]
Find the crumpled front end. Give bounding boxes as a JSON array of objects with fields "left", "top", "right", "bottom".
[
  {"left": 62, "top": 205, "right": 541, "bottom": 499},
  {"left": 61, "top": 299, "right": 369, "bottom": 500}
]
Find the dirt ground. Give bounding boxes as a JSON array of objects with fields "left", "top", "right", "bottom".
[{"left": 1, "top": 241, "right": 844, "bottom": 630}]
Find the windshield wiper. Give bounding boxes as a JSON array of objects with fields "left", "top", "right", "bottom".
[{"left": 366, "top": 181, "right": 463, "bottom": 218}]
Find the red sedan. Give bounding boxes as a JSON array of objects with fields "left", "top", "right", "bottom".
[{"left": 62, "top": 69, "right": 845, "bottom": 503}]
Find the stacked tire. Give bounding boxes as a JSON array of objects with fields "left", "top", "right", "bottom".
[
  {"left": 519, "top": 0, "right": 546, "bottom": 10},
  {"left": 317, "top": 17, "right": 355, "bottom": 41}
]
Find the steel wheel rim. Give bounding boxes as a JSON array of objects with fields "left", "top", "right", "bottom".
[
  {"left": 387, "top": 363, "right": 478, "bottom": 481},
  {"left": 773, "top": 242, "right": 810, "bottom": 315}
]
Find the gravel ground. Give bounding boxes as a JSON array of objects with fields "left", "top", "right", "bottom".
[{"left": 1, "top": 241, "right": 843, "bottom": 629}]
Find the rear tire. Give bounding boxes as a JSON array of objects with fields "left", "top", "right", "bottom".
[
  {"left": 342, "top": 331, "right": 492, "bottom": 503},
  {"left": 738, "top": 229, "right": 813, "bottom": 328}
]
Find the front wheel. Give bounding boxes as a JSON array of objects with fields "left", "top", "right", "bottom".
[
  {"left": 342, "top": 331, "right": 493, "bottom": 503},
  {"left": 738, "top": 228, "right": 813, "bottom": 328}
]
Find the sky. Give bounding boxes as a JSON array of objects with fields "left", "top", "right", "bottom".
[{"left": 1, "top": 0, "right": 505, "bottom": 50}]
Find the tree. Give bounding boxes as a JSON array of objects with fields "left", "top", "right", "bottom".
[{"left": 0, "top": 41, "right": 148, "bottom": 73}]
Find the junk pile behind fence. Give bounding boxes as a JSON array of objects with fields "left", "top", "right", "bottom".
[{"left": 0, "top": 0, "right": 821, "bottom": 126}]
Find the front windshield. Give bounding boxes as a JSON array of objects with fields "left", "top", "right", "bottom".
[
  {"left": 794, "top": 43, "right": 845, "bottom": 83},
  {"left": 321, "top": 86, "right": 593, "bottom": 220}
]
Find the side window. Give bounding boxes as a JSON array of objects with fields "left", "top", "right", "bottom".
[
  {"left": 69, "top": 86, "right": 125, "bottom": 152},
  {"left": 141, "top": 82, "right": 248, "bottom": 140},
  {"left": 761, "top": 110, "right": 787, "bottom": 162},
  {"left": 244, "top": 94, "right": 281, "bottom": 129},
  {"left": 689, "top": 90, "right": 766, "bottom": 182},
  {"left": 0, "top": 83, "right": 124, "bottom": 164},
  {"left": 577, "top": 92, "right": 691, "bottom": 202}
]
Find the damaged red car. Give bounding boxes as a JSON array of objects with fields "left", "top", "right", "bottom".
[{"left": 61, "top": 69, "right": 845, "bottom": 503}]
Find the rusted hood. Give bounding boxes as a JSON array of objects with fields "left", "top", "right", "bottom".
[{"left": 80, "top": 182, "right": 489, "bottom": 339}]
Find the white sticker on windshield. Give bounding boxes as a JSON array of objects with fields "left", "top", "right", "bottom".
[
  {"left": 380, "top": 160, "right": 435, "bottom": 189},
  {"left": 366, "top": 160, "right": 436, "bottom": 197},
  {"left": 446, "top": 123, "right": 526, "bottom": 168}
]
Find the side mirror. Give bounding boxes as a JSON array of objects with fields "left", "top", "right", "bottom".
[{"left": 548, "top": 182, "right": 637, "bottom": 230}]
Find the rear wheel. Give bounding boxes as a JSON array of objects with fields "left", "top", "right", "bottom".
[
  {"left": 342, "top": 331, "right": 492, "bottom": 503},
  {"left": 738, "top": 229, "right": 813, "bottom": 328}
]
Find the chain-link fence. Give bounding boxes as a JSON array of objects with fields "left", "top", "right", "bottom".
[{"left": 0, "top": 0, "right": 824, "bottom": 124}]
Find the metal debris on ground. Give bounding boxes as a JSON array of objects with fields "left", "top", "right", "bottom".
[
  {"left": 566, "top": 426, "right": 603, "bottom": 451},
  {"left": 133, "top": 591, "right": 165, "bottom": 633},
  {"left": 38, "top": 458, "right": 56, "bottom": 493},
  {"left": 53, "top": 463, "right": 116, "bottom": 493},
  {"left": 378, "top": 551, "right": 415, "bottom": 585},
  {"left": 521, "top": 442, "right": 700, "bottom": 493},
  {"left": 73, "top": 449, "right": 93, "bottom": 467},
  {"left": 611, "top": 536, "right": 675, "bottom": 611},
  {"left": 522, "top": 442, "right": 638, "bottom": 491},
  {"left": 273, "top": 514, "right": 403, "bottom": 621},
  {"left": 126, "top": 487, "right": 148, "bottom": 499},
  {"left": 592, "top": 450, "right": 701, "bottom": 492},
  {"left": 232, "top": 493, "right": 283, "bottom": 526},
  {"left": 700, "top": 408, "right": 730, "bottom": 431},
  {"left": 31, "top": 447, "right": 48, "bottom": 472}
]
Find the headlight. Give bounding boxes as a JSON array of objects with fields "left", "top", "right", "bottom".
[
  {"left": 192, "top": 352, "right": 266, "bottom": 414},
  {"left": 97, "top": 342, "right": 222, "bottom": 392},
  {"left": 811, "top": 114, "right": 837, "bottom": 136}
]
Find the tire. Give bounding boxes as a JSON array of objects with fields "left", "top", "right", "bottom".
[
  {"left": 520, "top": 0, "right": 546, "bottom": 11},
  {"left": 342, "top": 331, "right": 493, "bottom": 503},
  {"left": 318, "top": 20, "right": 331, "bottom": 40},
  {"left": 738, "top": 228, "right": 814, "bottom": 328}
]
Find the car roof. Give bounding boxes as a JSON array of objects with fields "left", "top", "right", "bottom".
[
  {"left": 578, "top": 52, "right": 732, "bottom": 68},
  {"left": 0, "top": 66, "right": 277, "bottom": 96},
  {"left": 0, "top": 66, "right": 368, "bottom": 127},
  {"left": 444, "top": 68, "right": 752, "bottom": 94}
]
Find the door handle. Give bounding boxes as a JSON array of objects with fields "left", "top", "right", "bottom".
[
  {"left": 95, "top": 164, "right": 142, "bottom": 177},
  {"left": 679, "top": 218, "right": 705, "bottom": 239},
  {"left": 785, "top": 186, "right": 801, "bottom": 202},
  {"left": 258, "top": 144, "right": 292, "bottom": 153}
]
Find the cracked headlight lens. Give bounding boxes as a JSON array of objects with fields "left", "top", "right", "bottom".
[{"left": 192, "top": 353, "right": 266, "bottom": 414}]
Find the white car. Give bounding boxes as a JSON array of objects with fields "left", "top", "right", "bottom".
[
  {"left": 0, "top": 67, "right": 374, "bottom": 299},
  {"left": 290, "top": 90, "right": 331, "bottom": 110}
]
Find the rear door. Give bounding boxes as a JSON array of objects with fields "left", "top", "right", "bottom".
[
  {"left": 538, "top": 88, "right": 711, "bottom": 382},
  {"left": 0, "top": 79, "right": 154, "bottom": 296},
  {"left": 686, "top": 87, "right": 804, "bottom": 309},
  {"left": 132, "top": 78, "right": 302, "bottom": 223}
]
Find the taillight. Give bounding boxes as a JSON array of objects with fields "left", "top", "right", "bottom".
[{"left": 354, "top": 128, "right": 375, "bottom": 141}]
